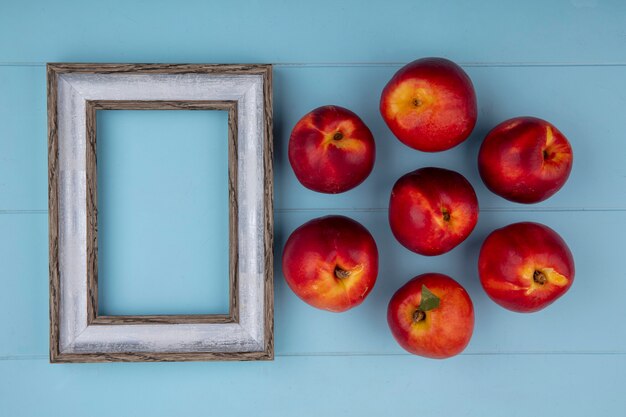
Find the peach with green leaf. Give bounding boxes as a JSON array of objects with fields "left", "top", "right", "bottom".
[{"left": 387, "top": 273, "right": 475, "bottom": 359}]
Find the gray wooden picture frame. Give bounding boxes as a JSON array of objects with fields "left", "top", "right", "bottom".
[{"left": 47, "top": 63, "right": 274, "bottom": 362}]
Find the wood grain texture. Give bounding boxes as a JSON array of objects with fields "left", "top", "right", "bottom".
[
  {"left": 92, "top": 314, "right": 235, "bottom": 325},
  {"left": 90, "top": 100, "right": 236, "bottom": 111},
  {"left": 227, "top": 104, "right": 239, "bottom": 323},
  {"left": 47, "top": 64, "right": 61, "bottom": 363},
  {"left": 262, "top": 66, "right": 274, "bottom": 359},
  {"left": 85, "top": 100, "right": 98, "bottom": 324},
  {"left": 47, "top": 63, "right": 271, "bottom": 75},
  {"left": 50, "top": 349, "right": 272, "bottom": 363},
  {"left": 84, "top": 99, "right": 239, "bottom": 326},
  {"left": 48, "top": 64, "right": 274, "bottom": 362}
]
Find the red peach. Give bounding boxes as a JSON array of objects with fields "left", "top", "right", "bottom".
[
  {"left": 288, "top": 105, "right": 375, "bottom": 193},
  {"left": 389, "top": 167, "right": 479, "bottom": 256},
  {"left": 380, "top": 57, "right": 477, "bottom": 152},
  {"left": 478, "top": 117, "right": 573, "bottom": 203},
  {"left": 387, "top": 273, "right": 474, "bottom": 359},
  {"left": 478, "top": 222, "right": 575, "bottom": 313},
  {"left": 282, "top": 215, "right": 379, "bottom": 312}
]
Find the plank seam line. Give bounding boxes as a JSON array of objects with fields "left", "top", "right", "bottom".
[
  {"left": 278, "top": 351, "right": 626, "bottom": 357},
  {"left": 2, "top": 62, "right": 626, "bottom": 68},
  {"left": 274, "top": 207, "right": 626, "bottom": 213},
  {"left": 0, "top": 210, "right": 48, "bottom": 214},
  {"left": 276, "top": 62, "right": 626, "bottom": 68},
  {"left": 3, "top": 207, "right": 626, "bottom": 215},
  {"left": 1, "top": 351, "right": 625, "bottom": 361}
]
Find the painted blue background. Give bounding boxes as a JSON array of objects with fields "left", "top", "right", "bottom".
[
  {"left": 96, "top": 110, "right": 231, "bottom": 316},
  {"left": 1, "top": 0, "right": 625, "bottom": 416}
]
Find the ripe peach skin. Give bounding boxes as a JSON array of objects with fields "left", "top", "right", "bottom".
[
  {"left": 288, "top": 105, "right": 375, "bottom": 193},
  {"left": 478, "top": 117, "right": 573, "bottom": 203},
  {"left": 389, "top": 167, "right": 479, "bottom": 256},
  {"left": 380, "top": 57, "right": 477, "bottom": 152},
  {"left": 479, "top": 222, "right": 575, "bottom": 313},
  {"left": 282, "top": 215, "right": 379, "bottom": 312},
  {"left": 387, "top": 273, "right": 474, "bottom": 359}
]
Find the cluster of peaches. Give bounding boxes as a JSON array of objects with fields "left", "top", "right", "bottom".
[{"left": 282, "top": 58, "right": 574, "bottom": 359}]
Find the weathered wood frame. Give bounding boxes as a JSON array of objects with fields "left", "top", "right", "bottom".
[
  {"left": 85, "top": 100, "right": 240, "bottom": 326},
  {"left": 48, "top": 64, "right": 273, "bottom": 362}
]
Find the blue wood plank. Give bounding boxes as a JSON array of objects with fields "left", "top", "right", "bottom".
[
  {"left": 2, "top": 209, "right": 624, "bottom": 356},
  {"left": 1, "top": 0, "right": 626, "bottom": 64},
  {"left": 274, "top": 210, "right": 626, "bottom": 355},
  {"left": 2, "top": 65, "right": 626, "bottom": 211},
  {"left": 0, "top": 66, "right": 47, "bottom": 211},
  {"left": 96, "top": 109, "right": 230, "bottom": 316},
  {"left": 0, "top": 214, "right": 48, "bottom": 356},
  {"left": 0, "top": 355, "right": 624, "bottom": 417},
  {"left": 1, "top": 2, "right": 626, "bottom": 414},
  {"left": 274, "top": 65, "right": 626, "bottom": 210}
]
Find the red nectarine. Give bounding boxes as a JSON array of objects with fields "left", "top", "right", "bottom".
[
  {"left": 389, "top": 167, "right": 479, "bottom": 256},
  {"left": 387, "top": 273, "right": 474, "bottom": 359},
  {"left": 282, "top": 215, "right": 379, "bottom": 312},
  {"left": 380, "top": 57, "right": 477, "bottom": 152},
  {"left": 478, "top": 117, "right": 573, "bottom": 203},
  {"left": 288, "top": 105, "right": 375, "bottom": 193},
  {"left": 478, "top": 222, "right": 575, "bottom": 313}
]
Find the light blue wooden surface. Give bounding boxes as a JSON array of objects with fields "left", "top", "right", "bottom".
[
  {"left": 96, "top": 110, "right": 230, "bottom": 315},
  {"left": 1, "top": 0, "right": 626, "bottom": 416}
]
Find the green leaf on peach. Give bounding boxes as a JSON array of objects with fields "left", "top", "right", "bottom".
[{"left": 420, "top": 285, "right": 440, "bottom": 312}]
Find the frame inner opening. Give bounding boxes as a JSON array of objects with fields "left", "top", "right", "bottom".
[{"left": 94, "top": 106, "right": 232, "bottom": 318}]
